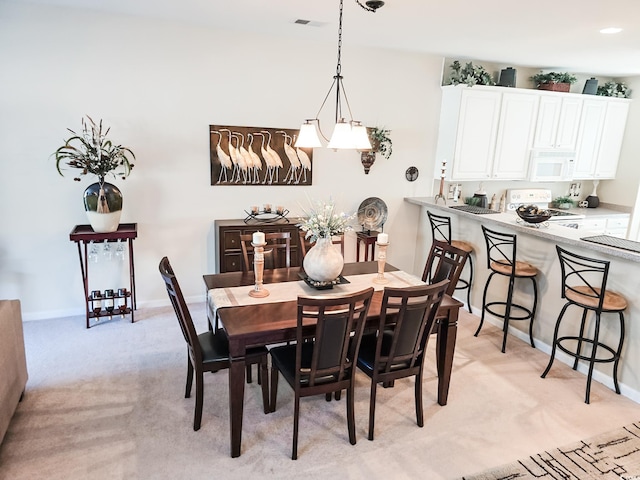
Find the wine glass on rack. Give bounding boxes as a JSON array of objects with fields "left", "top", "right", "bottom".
[
  {"left": 115, "top": 239, "right": 126, "bottom": 262},
  {"left": 88, "top": 241, "right": 99, "bottom": 263},
  {"left": 102, "top": 241, "right": 113, "bottom": 261}
]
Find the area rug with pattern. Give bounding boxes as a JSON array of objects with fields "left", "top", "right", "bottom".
[{"left": 463, "top": 422, "right": 640, "bottom": 480}]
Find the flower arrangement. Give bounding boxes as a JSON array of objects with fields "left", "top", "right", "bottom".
[
  {"left": 54, "top": 116, "right": 135, "bottom": 182},
  {"left": 448, "top": 61, "right": 495, "bottom": 87},
  {"left": 297, "top": 199, "right": 355, "bottom": 243},
  {"left": 597, "top": 81, "right": 631, "bottom": 98}
]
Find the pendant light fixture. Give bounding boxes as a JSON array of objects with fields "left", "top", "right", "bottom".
[{"left": 296, "top": 0, "right": 384, "bottom": 150}]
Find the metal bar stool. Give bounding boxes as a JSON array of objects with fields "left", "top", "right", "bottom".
[
  {"left": 475, "top": 226, "right": 538, "bottom": 353},
  {"left": 427, "top": 211, "right": 474, "bottom": 313},
  {"left": 541, "top": 246, "right": 627, "bottom": 404}
]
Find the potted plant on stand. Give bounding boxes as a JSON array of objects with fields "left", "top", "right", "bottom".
[
  {"left": 54, "top": 116, "right": 136, "bottom": 233},
  {"left": 531, "top": 72, "right": 577, "bottom": 92},
  {"left": 360, "top": 127, "right": 392, "bottom": 174}
]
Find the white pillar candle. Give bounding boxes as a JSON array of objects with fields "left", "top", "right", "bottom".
[
  {"left": 377, "top": 233, "right": 389, "bottom": 244},
  {"left": 253, "top": 231, "right": 265, "bottom": 244}
]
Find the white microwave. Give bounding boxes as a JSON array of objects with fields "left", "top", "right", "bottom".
[{"left": 528, "top": 149, "right": 576, "bottom": 182}]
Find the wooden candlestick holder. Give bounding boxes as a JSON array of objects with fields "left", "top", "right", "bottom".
[
  {"left": 373, "top": 242, "right": 389, "bottom": 284},
  {"left": 434, "top": 161, "right": 447, "bottom": 205},
  {"left": 248, "top": 242, "right": 270, "bottom": 298}
]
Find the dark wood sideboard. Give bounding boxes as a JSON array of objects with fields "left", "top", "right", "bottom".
[{"left": 214, "top": 218, "right": 304, "bottom": 273}]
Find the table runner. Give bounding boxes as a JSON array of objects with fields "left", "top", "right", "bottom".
[{"left": 208, "top": 271, "right": 425, "bottom": 318}]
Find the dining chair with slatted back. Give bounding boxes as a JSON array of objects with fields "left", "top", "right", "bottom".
[
  {"left": 356, "top": 280, "right": 449, "bottom": 440},
  {"left": 422, "top": 239, "right": 469, "bottom": 297},
  {"left": 240, "top": 231, "right": 291, "bottom": 272},
  {"left": 159, "top": 257, "right": 269, "bottom": 431},
  {"left": 269, "top": 287, "right": 374, "bottom": 459}
]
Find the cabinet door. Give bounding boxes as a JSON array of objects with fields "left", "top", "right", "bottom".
[
  {"left": 573, "top": 99, "right": 607, "bottom": 179},
  {"left": 594, "top": 101, "right": 629, "bottom": 179},
  {"left": 533, "top": 95, "right": 582, "bottom": 149},
  {"left": 450, "top": 89, "right": 501, "bottom": 180},
  {"left": 492, "top": 92, "right": 539, "bottom": 180}
]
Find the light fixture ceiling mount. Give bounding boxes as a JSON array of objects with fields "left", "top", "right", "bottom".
[{"left": 296, "top": 0, "right": 383, "bottom": 150}]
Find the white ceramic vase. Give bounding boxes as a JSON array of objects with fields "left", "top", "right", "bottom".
[{"left": 303, "top": 237, "right": 344, "bottom": 282}]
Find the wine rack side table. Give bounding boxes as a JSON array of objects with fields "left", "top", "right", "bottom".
[{"left": 70, "top": 223, "right": 137, "bottom": 328}]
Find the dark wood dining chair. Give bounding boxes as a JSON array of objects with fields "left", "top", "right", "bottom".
[
  {"left": 422, "top": 239, "right": 469, "bottom": 298},
  {"left": 159, "top": 256, "right": 270, "bottom": 431},
  {"left": 269, "top": 287, "right": 374, "bottom": 459},
  {"left": 240, "top": 231, "right": 291, "bottom": 272},
  {"left": 356, "top": 280, "right": 449, "bottom": 440},
  {"left": 298, "top": 230, "right": 344, "bottom": 264}
]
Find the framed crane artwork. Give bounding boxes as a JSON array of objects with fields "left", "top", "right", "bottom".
[{"left": 209, "top": 125, "right": 313, "bottom": 186}]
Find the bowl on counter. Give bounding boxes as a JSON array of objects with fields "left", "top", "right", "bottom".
[{"left": 516, "top": 205, "right": 551, "bottom": 224}]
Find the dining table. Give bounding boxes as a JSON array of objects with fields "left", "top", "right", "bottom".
[{"left": 203, "top": 261, "right": 463, "bottom": 458}]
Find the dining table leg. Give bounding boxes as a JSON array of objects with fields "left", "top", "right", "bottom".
[
  {"left": 228, "top": 357, "right": 246, "bottom": 458},
  {"left": 435, "top": 306, "right": 458, "bottom": 406}
]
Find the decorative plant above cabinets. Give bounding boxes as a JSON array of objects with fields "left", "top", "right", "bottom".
[
  {"left": 447, "top": 61, "right": 495, "bottom": 87},
  {"left": 531, "top": 72, "right": 577, "bottom": 92},
  {"left": 597, "top": 81, "right": 632, "bottom": 98}
]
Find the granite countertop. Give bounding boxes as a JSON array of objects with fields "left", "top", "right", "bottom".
[{"left": 405, "top": 196, "right": 640, "bottom": 263}]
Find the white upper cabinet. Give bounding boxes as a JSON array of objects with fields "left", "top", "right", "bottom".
[
  {"left": 436, "top": 85, "right": 631, "bottom": 182},
  {"left": 574, "top": 97, "right": 630, "bottom": 179},
  {"left": 437, "top": 86, "right": 501, "bottom": 180},
  {"left": 493, "top": 91, "right": 540, "bottom": 180},
  {"left": 533, "top": 95, "right": 583, "bottom": 150}
]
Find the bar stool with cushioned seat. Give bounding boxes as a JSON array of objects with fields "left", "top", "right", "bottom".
[
  {"left": 427, "top": 211, "right": 475, "bottom": 313},
  {"left": 541, "top": 246, "right": 627, "bottom": 404},
  {"left": 475, "top": 226, "right": 538, "bottom": 353}
]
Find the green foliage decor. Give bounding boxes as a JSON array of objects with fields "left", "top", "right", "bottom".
[
  {"left": 531, "top": 72, "right": 577, "bottom": 86},
  {"left": 448, "top": 61, "right": 495, "bottom": 87},
  {"left": 367, "top": 127, "right": 392, "bottom": 159},
  {"left": 54, "top": 116, "right": 136, "bottom": 182},
  {"left": 597, "top": 81, "right": 631, "bottom": 98}
]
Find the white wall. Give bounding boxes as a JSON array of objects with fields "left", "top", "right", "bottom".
[{"left": 0, "top": 2, "right": 443, "bottom": 319}]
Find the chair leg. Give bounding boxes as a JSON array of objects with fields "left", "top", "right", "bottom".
[
  {"left": 368, "top": 380, "right": 378, "bottom": 441},
  {"left": 347, "top": 384, "right": 356, "bottom": 445},
  {"left": 466, "top": 254, "right": 474, "bottom": 315},
  {"left": 585, "top": 313, "right": 602, "bottom": 404},
  {"left": 246, "top": 364, "right": 253, "bottom": 383},
  {"left": 269, "top": 366, "right": 279, "bottom": 413},
  {"left": 475, "top": 272, "right": 495, "bottom": 337},
  {"left": 415, "top": 369, "right": 424, "bottom": 428},
  {"left": 501, "top": 276, "right": 516, "bottom": 353},
  {"left": 574, "top": 309, "right": 589, "bottom": 370},
  {"left": 542, "top": 303, "right": 570, "bottom": 379},
  {"left": 292, "top": 395, "right": 300, "bottom": 460},
  {"left": 260, "top": 359, "right": 270, "bottom": 414},
  {"left": 194, "top": 370, "right": 204, "bottom": 431},
  {"left": 185, "top": 358, "right": 194, "bottom": 398},
  {"left": 612, "top": 312, "right": 625, "bottom": 395},
  {"left": 528, "top": 277, "right": 538, "bottom": 348}
]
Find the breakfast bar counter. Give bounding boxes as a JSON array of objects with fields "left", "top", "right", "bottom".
[{"left": 404, "top": 196, "right": 640, "bottom": 403}]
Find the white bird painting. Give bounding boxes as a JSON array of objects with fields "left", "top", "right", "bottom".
[
  {"left": 277, "top": 130, "right": 301, "bottom": 184},
  {"left": 261, "top": 130, "right": 283, "bottom": 183},
  {"left": 247, "top": 133, "right": 263, "bottom": 184},
  {"left": 211, "top": 130, "right": 232, "bottom": 183}
]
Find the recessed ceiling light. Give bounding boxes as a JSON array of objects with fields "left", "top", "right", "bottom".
[{"left": 600, "top": 27, "right": 623, "bottom": 34}]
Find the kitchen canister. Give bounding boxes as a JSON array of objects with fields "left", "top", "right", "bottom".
[
  {"left": 583, "top": 77, "right": 598, "bottom": 95},
  {"left": 498, "top": 67, "right": 517, "bottom": 87}
]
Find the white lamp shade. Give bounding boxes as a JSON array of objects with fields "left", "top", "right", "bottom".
[
  {"left": 327, "top": 121, "right": 355, "bottom": 149},
  {"left": 295, "top": 122, "right": 322, "bottom": 148},
  {"left": 351, "top": 123, "right": 372, "bottom": 150}
]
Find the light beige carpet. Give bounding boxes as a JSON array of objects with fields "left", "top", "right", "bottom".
[
  {"left": 464, "top": 421, "right": 640, "bottom": 479},
  {"left": 1, "top": 303, "right": 639, "bottom": 479}
]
